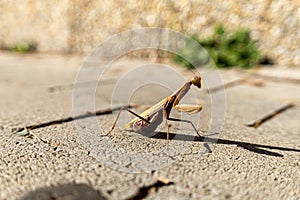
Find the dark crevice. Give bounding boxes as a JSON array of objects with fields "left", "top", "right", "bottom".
[
  {"left": 258, "top": 56, "right": 275, "bottom": 65},
  {"left": 239, "top": 71, "right": 300, "bottom": 85},
  {"left": 247, "top": 103, "right": 295, "bottom": 128},
  {"left": 206, "top": 78, "right": 264, "bottom": 93},
  {"left": 207, "top": 70, "right": 300, "bottom": 94},
  {"left": 12, "top": 104, "right": 135, "bottom": 134},
  {"left": 126, "top": 179, "right": 173, "bottom": 200},
  {"left": 206, "top": 79, "right": 242, "bottom": 93},
  {"left": 48, "top": 78, "right": 116, "bottom": 93}
]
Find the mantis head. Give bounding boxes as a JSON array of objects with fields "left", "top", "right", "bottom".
[{"left": 190, "top": 76, "right": 201, "bottom": 88}]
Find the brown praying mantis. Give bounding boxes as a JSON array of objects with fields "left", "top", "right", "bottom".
[{"left": 106, "top": 75, "right": 203, "bottom": 141}]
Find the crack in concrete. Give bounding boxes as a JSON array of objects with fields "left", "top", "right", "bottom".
[
  {"left": 12, "top": 105, "right": 136, "bottom": 134},
  {"left": 126, "top": 178, "right": 173, "bottom": 200},
  {"left": 48, "top": 78, "right": 117, "bottom": 93},
  {"left": 206, "top": 78, "right": 264, "bottom": 93},
  {"left": 247, "top": 103, "right": 295, "bottom": 128}
]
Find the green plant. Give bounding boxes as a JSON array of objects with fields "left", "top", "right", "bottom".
[
  {"left": 173, "top": 25, "right": 260, "bottom": 69},
  {"left": 9, "top": 42, "right": 37, "bottom": 53}
]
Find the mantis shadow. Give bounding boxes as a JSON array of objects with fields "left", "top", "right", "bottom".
[{"left": 142, "top": 131, "right": 300, "bottom": 157}]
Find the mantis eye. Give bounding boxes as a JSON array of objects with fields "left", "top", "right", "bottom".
[{"left": 191, "top": 76, "right": 201, "bottom": 88}]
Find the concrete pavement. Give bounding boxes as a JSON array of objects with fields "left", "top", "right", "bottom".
[{"left": 0, "top": 52, "right": 299, "bottom": 199}]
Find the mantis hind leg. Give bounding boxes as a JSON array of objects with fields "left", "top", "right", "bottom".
[
  {"left": 163, "top": 109, "right": 171, "bottom": 143},
  {"left": 162, "top": 104, "right": 202, "bottom": 140},
  {"left": 167, "top": 117, "right": 201, "bottom": 138}
]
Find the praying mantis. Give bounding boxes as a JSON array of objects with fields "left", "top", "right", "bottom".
[{"left": 106, "top": 75, "right": 203, "bottom": 141}]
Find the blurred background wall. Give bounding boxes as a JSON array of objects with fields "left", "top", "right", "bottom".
[{"left": 0, "top": 0, "right": 299, "bottom": 66}]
